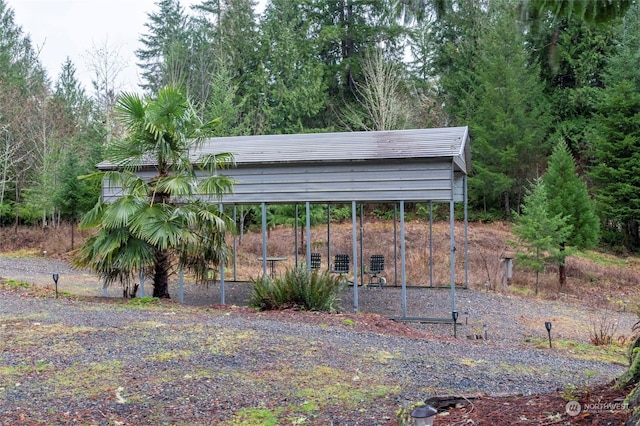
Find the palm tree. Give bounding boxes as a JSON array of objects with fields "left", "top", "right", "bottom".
[{"left": 75, "top": 85, "right": 235, "bottom": 298}]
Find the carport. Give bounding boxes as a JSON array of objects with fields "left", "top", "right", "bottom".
[{"left": 100, "top": 126, "right": 471, "bottom": 321}]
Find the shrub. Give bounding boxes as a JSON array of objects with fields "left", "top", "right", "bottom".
[
  {"left": 249, "top": 267, "right": 345, "bottom": 312},
  {"left": 589, "top": 310, "right": 619, "bottom": 346}
]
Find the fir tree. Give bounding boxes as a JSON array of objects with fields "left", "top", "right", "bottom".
[
  {"left": 590, "top": 3, "right": 640, "bottom": 251},
  {"left": 136, "top": 0, "right": 189, "bottom": 94},
  {"left": 512, "top": 178, "right": 572, "bottom": 295},
  {"left": 544, "top": 139, "right": 600, "bottom": 285}
]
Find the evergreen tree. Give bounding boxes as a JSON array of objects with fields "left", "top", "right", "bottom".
[
  {"left": 215, "top": 0, "right": 259, "bottom": 96},
  {"left": 54, "top": 151, "right": 100, "bottom": 249},
  {"left": 256, "top": 0, "right": 328, "bottom": 134},
  {"left": 26, "top": 59, "right": 99, "bottom": 228},
  {"left": 522, "top": 0, "right": 631, "bottom": 25},
  {"left": 194, "top": 0, "right": 261, "bottom": 130},
  {"left": 0, "top": 0, "right": 51, "bottom": 223},
  {"left": 435, "top": 0, "right": 550, "bottom": 217},
  {"left": 512, "top": 178, "right": 572, "bottom": 294},
  {"left": 136, "top": 0, "right": 189, "bottom": 94},
  {"left": 530, "top": 16, "right": 618, "bottom": 172},
  {"left": 590, "top": 3, "right": 640, "bottom": 251},
  {"left": 303, "top": 0, "right": 405, "bottom": 108},
  {"left": 544, "top": 139, "right": 600, "bottom": 285},
  {"left": 206, "top": 62, "right": 248, "bottom": 136},
  {"left": 431, "top": 0, "right": 487, "bottom": 124}
]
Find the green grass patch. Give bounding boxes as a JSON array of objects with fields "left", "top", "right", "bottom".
[
  {"left": 575, "top": 250, "right": 629, "bottom": 268},
  {"left": 0, "top": 364, "right": 28, "bottom": 376},
  {"left": 0, "top": 249, "right": 41, "bottom": 258},
  {"left": 229, "top": 407, "right": 283, "bottom": 426},
  {"left": 147, "top": 349, "right": 193, "bottom": 362},
  {"left": 509, "top": 285, "right": 534, "bottom": 297},
  {"left": 525, "top": 336, "right": 627, "bottom": 364},
  {"left": 127, "top": 296, "right": 160, "bottom": 306},
  {"left": 293, "top": 365, "right": 397, "bottom": 410},
  {"left": 44, "top": 360, "right": 124, "bottom": 398},
  {"left": 0, "top": 278, "right": 33, "bottom": 290},
  {"left": 204, "top": 330, "right": 259, "bottom": 355}
]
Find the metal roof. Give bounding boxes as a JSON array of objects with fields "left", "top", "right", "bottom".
[
  {"left": 98, "top": 126, "right": 471, "bottom": 174},
  {"left": 196, "top": 126, "right": 471, "bottom": 173}
]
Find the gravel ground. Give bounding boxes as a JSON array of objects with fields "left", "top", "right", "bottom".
[
  {"left": 2, "top": 256, "right": 634, "bottom": 346},
  {"left": 0, "top": 256, "right": 635, "bottom": 424}
]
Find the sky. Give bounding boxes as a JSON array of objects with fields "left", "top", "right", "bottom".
[{"left": 9, "top": 0, "right": 265, "bottom": 94}]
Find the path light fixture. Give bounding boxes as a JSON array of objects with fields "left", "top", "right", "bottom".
[
  {"left": 483, "top": 323, "right": 488, "bottom": 340},
  {"left": 452, "top": 310, "right": 459, "bottom": 338},
  {"left": 52, "top": 273, "right": 59, "bottom": 298},
  {"left": 410, "top": 405, "right": 437, "bottom": 426},
  {"left": 545, "top": 321, "right": 552, "bottom": 348}
]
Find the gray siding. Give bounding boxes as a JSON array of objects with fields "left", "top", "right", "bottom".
[{"left": 102, "top": 160, "right": 462, "bottom": 204}]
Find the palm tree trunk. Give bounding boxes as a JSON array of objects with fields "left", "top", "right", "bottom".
[{"left": 153, "top": 248, "right": 171, "bottom": 298}]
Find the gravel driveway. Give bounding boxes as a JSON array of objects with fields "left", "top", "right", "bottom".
[
  {"left": 0, "top": 256, "right": 634, "bottom": 424},
  {"left": 1, "top": 256, "right": 635, "bottom": 345}
]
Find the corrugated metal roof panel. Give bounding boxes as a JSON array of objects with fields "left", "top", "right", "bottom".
[
  {"left": 195, "top": 127, "right": 468, "bottom": 163},
  {"left": 97, "top": 127, "right": 471, "bottom": 174}
]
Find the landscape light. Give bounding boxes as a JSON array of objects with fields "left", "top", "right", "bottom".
[
  {"left": 545, "top": 321, "right": 552, "bottom": 348},
  {"left": 452, "top": 310, "right": 459, "bottom": 338},
  {"left": 483, "top": 323, "right": 488, "bottom": 340},
  {"left": 52, "top": 273, "right": 59, "bottom": 298},
  {"left": 410, "top": 405, "right": 437, "bottom": 426}
]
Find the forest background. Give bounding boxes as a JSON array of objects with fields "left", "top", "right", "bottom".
[{"left": 0, "top": 0, "right": 638, "bottom": 253}]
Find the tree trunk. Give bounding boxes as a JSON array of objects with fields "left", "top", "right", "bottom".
[
  {"left": 153, "top": 248, "right": 171, "bottom": 298},
  {"left": 13, "top": 183, "right": 20, "bottom": 231},
  {"left": 535, "top": 248, "right": 539, "bottom": 295},
  {"left": 558, "top": 242, "right": 566, "bottom": 288},
  {"left": 626, "top": 219, "right": 640, "bottom": 251},
  {"left": 503, "top": 191, "right": 510, "bottom": 220}
]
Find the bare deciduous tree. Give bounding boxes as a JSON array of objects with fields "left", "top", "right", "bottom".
[
  {"left": 84, "top": 37, "right": 127, "bottom": 141},
  {"left": 342, "top": 49, "right": 411, "bottom": 131}
]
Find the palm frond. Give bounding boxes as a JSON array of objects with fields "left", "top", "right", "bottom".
[
  {"left": 115, "top": 92, "right": 146, "bottom": 130},
  {"left": 73, "top": 226, "right": 156, "bottom": 287},
  {"left": 154, "top": 175, "right": 196, "bottom": 198},
  {"left": 101, "top": 195, "right": 147, "bottom": 229},
  {"left": 103, "top": 171, "right": 150, "bottom": 198},
  {"left": 197, "top": 175, "right": 236, "bottom": 200},
  {"left": 131, "top": 205, "right": 192, "bottom": 250},
  {"left": 79, "top": 199, "right": 106, "bottom": 230},
  {"left": 190, "top": 117, "right": 222, "bottom": 147},
  {"left": 128, "top": 203, "right": 171, "bottom": 237},
  {"left": 105, "top": 138, "right": 146, "bottom": 170},
  {"left": 198, "top": 152, "right": 236, "bottom": 171}
]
